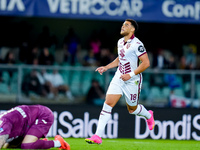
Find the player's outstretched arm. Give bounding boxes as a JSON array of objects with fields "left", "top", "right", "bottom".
[
  {"left": 96, "top": 57, "right": 119, "bottom": 75},
  {"left": 0, "top": 134, "right": 9, "bottom": 148},
  {"left": 95, "top": 66, "right": 107, "bottom": 75}
]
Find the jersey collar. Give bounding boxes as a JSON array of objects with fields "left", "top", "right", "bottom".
[{"left": 124, "top": 34, "right": 135, "bottom": 45}]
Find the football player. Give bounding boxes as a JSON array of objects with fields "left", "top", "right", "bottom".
[
  {"left": 86, "top": 19, "right": 155, "bottom": 144},
  {"left": 0, "top": 105, "right": 70, "bottom": 149}
]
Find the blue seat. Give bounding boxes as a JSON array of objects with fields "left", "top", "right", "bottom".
[
  {"left": 0, "top": 83, "right": 10, "bottom": 94},
  {"left": 10, "top": 82, "right": 18, "bottom": 94},
  {"left": 162, "top": 87, "right": 171, "bottom": 98},
  {"left": 2, "top": 71, "right": 10, "bottom": 84},
  {"left": 173, "top": 88, "right": 184, "bottom": 97},
  {"left": 150, "top": 86, "right": 162, "bottom": 98}
]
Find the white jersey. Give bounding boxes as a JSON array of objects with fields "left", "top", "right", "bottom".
[
  {"left": 106, "top": 35, "right": 146, "bottom": 106},
  {"left": 115, "top": 35, "right": 146, "bottom": 80}
]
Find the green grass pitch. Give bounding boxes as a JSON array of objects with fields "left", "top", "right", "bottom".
[
  {"left": 54, "top": 138, "right": 199, "bottom": 150},
  {"left": 5, "top": 138, "right": 200, "bottom": 150}
]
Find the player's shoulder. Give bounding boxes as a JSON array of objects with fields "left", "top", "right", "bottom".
[
  {"left": 132, "top": 37, "right": 143, "bottom": 46},
  {"left": 132, "top": 37, "right": 146, "bottom": 53},
  {"left": 16, "top": 105, "right": 29, "bottom": 110},
  {"left": 118, "top": 37, "right": 124, "bottom": 44}
]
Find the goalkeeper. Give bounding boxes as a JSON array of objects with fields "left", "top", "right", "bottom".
[{"left": 0, "top": 105, "right": 70, "bottom": 149}]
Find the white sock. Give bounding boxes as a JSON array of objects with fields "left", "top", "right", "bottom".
[
  {"left": 95, "top": 103, "right": 112, "bottom": 137},
  {"left": 54, "top": 140, "right": 61, "bottom": 148},
  {"left": 130, "top": 104, "right": 151, "bottom": 119}
]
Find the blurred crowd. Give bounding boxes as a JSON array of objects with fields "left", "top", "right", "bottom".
[
  {"left": 0, "top": 25, "right": 199, "bottom": 70},
  {"left": 150, "top": 44, "right": 199, "bottom": 70},
  {"left": 22, "top": 69, "right": 74, "bottom": 100},
  {"left": 0, "top": 24, "right": 199, "bottom": 105}
]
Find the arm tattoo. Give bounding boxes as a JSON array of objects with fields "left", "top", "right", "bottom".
[{"left": 0, "top": 134, "right": 9, "bottom": 148}]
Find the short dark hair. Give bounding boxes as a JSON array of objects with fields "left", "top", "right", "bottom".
[{"left": 125, "top": 19, "right": 138, "bottom": 32}]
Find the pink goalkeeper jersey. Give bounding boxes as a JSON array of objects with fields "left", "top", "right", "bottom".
[
  {"left": 115, "top": 34, "right": 146, "bottom": 80},
  {"left": 0, "top": 105, "right": 53, "bottom": 142}
]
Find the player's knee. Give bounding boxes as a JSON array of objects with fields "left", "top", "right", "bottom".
[
  {"left": 129, "top": 110, "right": 134, "bottom": 114},
  {"left": 127, "top": 105, "right": 138, "bottom": 114},
  {"left": 105, "top": 102, "right": 112, "bottom": 107},
  {"left": 21, "top": 143, "right": 33, "bottom": 149}
]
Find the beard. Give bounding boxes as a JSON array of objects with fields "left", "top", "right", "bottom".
[{"left": 120, "top": 31, "right": 128, "bottom": 36}]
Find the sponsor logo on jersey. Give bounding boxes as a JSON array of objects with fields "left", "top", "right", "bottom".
[
  {"left": 42, "top": 119, "right": 47, "bottom": 124},
  {"left": 0, "top": 128, "right": 4, "bottom": 133},
  {"left": 135, "top": 81, "right": 139, "bottom": 85},
  {"left": 138, "top": 45, "right": 145, "bottom": 52},
  {"left": 35, "top": 119, "right": 38, "bottom": 125},
  {"left": 126, "top": 43, "right": 131, "bottom": 49}
]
